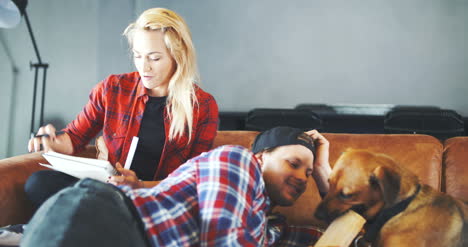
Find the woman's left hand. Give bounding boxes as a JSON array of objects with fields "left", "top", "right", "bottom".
[{"left": 107, "top": 163, "right": 144, "bottom": 189}]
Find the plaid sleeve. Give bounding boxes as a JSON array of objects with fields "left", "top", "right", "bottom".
[
  {"left": 196, "top": 145, "right": 268, "bottom": 246},
  {"left": 189, "top": 91, "right": 219, "bottom": 158},
  {"left": 64, "top": 79, "right": 106, "bottom": 154}
]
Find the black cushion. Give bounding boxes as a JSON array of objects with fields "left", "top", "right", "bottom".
[
  {"left": 245, "top": 108, "right": 323, "bottom": 131},
  {"left": 384, "top": 108, "right": 465, "bottom": 140}
]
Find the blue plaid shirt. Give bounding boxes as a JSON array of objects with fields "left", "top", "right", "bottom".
[{"left": 119, "top": 145, "right": 322, "bottom": 246}]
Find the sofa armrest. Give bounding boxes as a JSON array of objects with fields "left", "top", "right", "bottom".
[
  {"left": 0, "top": 152, "right": 48, "bottom": 226},
  {"left": 443, "top": 137, "right": 468, "bottom": 201},
  {"left": 0, "top": 146, "right": 97, "bottom": 226}
]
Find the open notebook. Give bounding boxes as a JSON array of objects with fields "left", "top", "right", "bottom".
[
  {"left": 40, "top": 151, "right": 118, "bottom": 182},
  {"left": 40, "top": 137, "right": 139, "bottom": 182}
]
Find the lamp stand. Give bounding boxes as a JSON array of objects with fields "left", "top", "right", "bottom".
[{"left": 23, "top": 9, "right": 49, "bottom": 138}]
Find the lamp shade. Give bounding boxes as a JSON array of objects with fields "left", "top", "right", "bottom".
[{"left": 0, "top": 0, "right": 21, "bottom": 28}]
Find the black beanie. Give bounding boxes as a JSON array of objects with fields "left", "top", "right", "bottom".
[{"left": 251, "top": 126, "right": 315, "bottom": 155}]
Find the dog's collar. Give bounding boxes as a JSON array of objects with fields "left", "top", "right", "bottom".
[{"left": 362, "top": 184, "right": 421, "bottom": 244}]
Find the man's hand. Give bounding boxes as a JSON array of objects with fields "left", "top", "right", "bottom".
[
  {"left": 108, "top": 163, "right": 144, "bottom": 189},
  {"left": 305, "top": 129, "right": 331, "bottom": 195}
]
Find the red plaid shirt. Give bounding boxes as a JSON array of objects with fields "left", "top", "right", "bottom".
[{"left": 64, "top": 72, "right": 219, "bottom": 180}]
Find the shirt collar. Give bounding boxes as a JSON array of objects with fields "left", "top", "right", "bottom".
[{"left": 135, "top": 77, "right": 148, "bottom": 98}]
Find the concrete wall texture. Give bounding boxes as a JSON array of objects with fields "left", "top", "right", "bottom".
[{"left": 1, "top": 0, "right": 467, "bottom": 157}]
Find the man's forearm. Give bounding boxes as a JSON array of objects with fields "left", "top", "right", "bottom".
[{"left": 313, "top": 165, "right": 331, "bottom": 196}]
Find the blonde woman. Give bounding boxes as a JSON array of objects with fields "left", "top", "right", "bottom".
[{"left": 24, "top": 8, "right": 218, "bottom": 210}]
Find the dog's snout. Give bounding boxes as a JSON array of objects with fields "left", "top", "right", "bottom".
[
  {"left": 314, "top": 209, "right": 327, "bottom": 221},
  {"left": 314, "top": 201, "right": 346, "bottom": 223},
  {"left": 314, "top": 203, "right": 329, "bottom": 221}
]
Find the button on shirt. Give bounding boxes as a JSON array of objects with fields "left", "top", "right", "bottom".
[{"left": 119, "top": 145, "right": 322, "bottom": 246}]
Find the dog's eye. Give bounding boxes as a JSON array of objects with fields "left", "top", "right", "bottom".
[{"left": 339, "top": 191, "right": 353, "bottom": 200}]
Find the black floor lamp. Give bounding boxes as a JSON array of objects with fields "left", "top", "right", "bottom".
[{"left": 0, "top": 0, "right": 49, "bottom": 138}]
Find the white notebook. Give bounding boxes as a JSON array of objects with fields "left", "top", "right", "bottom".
[{"left": 41, "top": 151, "right": 118, "bottom": 182}]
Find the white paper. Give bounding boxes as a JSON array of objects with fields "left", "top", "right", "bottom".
[{"left": 42, "top": 151, "right": 118, "bottom": 182}]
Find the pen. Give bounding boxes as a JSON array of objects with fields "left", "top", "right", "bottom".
[{"left": 33, "top": 130, "right": 66, "bottom": 138}]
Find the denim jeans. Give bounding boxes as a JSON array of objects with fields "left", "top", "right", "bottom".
[{"left": 21, "top": 179, "right": 150, "bottom": 247}]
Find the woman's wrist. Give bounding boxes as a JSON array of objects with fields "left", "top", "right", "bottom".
[
  {"left": 138, "top": 179, "right": 144, "bottom": 188},
  {"left": 141, "top": 180, "right": 161, "bottom": 188}
]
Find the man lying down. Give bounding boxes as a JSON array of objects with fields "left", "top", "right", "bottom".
[{"left": 21, "top": 126, "right": 332, "bottom": 247}]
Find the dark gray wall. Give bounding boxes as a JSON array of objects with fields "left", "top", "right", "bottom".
[{"left": 1, "top": 0, "right": 467, "bottom": 157}]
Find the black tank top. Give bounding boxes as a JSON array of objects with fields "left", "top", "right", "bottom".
[{"left": 131, "top": 96, "right": 167, "bottom": 181}]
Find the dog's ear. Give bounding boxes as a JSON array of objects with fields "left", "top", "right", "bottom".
[{"left": 370, "top": 166, "right": 401, "bottom": 206}]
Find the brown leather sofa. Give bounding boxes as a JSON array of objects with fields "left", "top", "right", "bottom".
[{"left": 0, "top": 131, "right": 467, "bottom": 228}]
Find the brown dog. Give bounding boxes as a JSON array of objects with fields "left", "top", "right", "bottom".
[{"left": 315, "top": 149, "right": 468, "bottom": 247}]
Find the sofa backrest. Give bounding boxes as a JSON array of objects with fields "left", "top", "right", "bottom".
[
  {"left": 324, "top": 133, "right": 443, "bottom": 190},
  {"left": 212, "top": 131, "right": 444, "bottom": 226},
  {"left": 213, "top": 131, "right": 443, "bottom": 190},
  {"left": 212, "top": 130, "right": 260, "bottom": 150}
]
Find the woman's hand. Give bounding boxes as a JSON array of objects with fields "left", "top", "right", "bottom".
[
  {"left": 108, "top": 163, "right": 144, "bottom": 189},
  {"left": 305, "top": 129, "right": 331, "bottom": 195},
  {"left": 28, "top": 124, "right": 73, "bottom": 154}
]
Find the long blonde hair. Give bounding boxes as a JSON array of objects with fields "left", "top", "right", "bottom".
[{"left": 123, "top": 8, "right": 199, "bottom": 142}]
